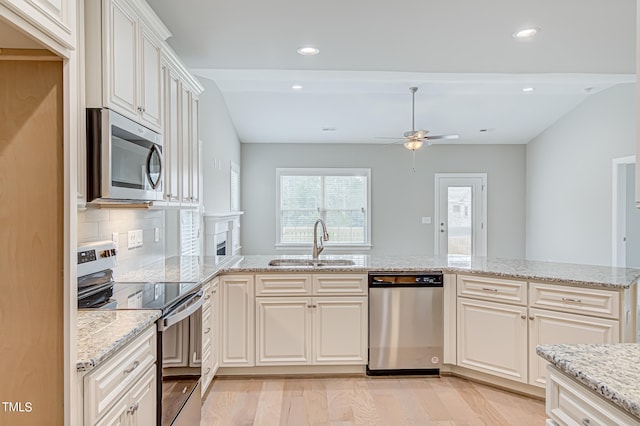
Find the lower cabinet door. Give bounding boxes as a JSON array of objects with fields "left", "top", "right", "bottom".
[
  {"left": 256, "top": 297, "right": 312, "bottom": 365},
  {"left": 95, "top": 365, "right": 156, "bottom": 426},
  {"left": 313, "top": 297, "right": 367, "bottom": 365},
  {"left": 457, "top": 298, "right": 528, "bottom": 383},
  {"left": 528, "top": 308, "right": 619, "bottom": 388}
]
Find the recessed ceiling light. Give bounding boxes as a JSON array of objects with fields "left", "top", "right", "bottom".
[
  {"left": 513, "top": 27, "right": 541, "bottom": 39},
  {"left": 297, "top": 46, "right": 319, "bottom": 56},
  {"left": 522, "top": 87, "right": 535, "bottom": 92},
  {"left": 291, "top": 85, "right": 303, "bottom": 90}
]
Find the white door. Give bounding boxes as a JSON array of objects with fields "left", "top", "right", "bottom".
[
  {"left": 435, "top": 173, "right": 487, "bottom": 256},
  {"left": 313, "top": 297, "right": 367, "bottom": 365},
  {"left": 457, "top": 298, "right": 528, "bottom": 383},
  {"left": 256, "top": 297, "right": 311, "bottom": 365},
  {"left": 528, "top": 308, "right": 619, "bottom": 388}
]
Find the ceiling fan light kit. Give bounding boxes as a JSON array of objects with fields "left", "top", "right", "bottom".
[{"left": 403, "top": 140, "right": 424, "bottom": 151}]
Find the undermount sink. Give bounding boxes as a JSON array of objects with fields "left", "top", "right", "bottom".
[{"left": 268, "top": 259, "right": 355, "bottom": 267}]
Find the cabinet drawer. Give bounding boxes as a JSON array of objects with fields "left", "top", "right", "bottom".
[
  {"left": 256, "top": 274, "right": 312, "bottom": 296},
  {"left": 547, "top": 366, "right": 638, "bottom": 425},
  {"left": 84, "top": 325, "right": 156, "bottom": 425},
  {"left": 457, "top": 275, "right": 527, "bottom": 305},
  {"left": 530, "top": 282, "right": 620, "bottom": 319},
  {"left": 313, "top": 274, "right": 367, "bottom": 296}
]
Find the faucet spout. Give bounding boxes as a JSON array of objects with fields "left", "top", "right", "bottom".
[{"left": 313, "top": 219, "right": 329, "bottom": 259}]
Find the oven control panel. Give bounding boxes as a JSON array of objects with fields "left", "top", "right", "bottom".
[{"left": 77, "top": 240, "right": 118, "bottom": 278}]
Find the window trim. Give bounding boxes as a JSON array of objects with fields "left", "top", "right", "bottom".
[{"left": 275, "top": 167, "right": 372, "bottom": 250}]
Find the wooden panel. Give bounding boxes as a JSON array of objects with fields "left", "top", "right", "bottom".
[
  {"left": 0, "top": 58, "right": 64, "bottom": 426},
  {"left": 255, "top": 274, "right": 312, "bottom": 296},
  {"left": 313, "top": 297, "right": 367, "bottom": 364},
  {"left": 312, "top": 274, "right": 367, "bottom": 296},
  {"left": 457, "top": 274, "right": 527, "bottom": 305},
  {"left": 457, "top": 298, "right": 528, "bottom": 383},
  {"left": 530, "top": 281, "right": 620, "bottom": 319},
  {"left": 528, "top": 308, "right": 619, "bottom": 388},
  {"left": 256, "top": 297, "right": 311, "bottom": 365},
  {"left": 220, "top": 275, "right": 255, "bottom": 366}
]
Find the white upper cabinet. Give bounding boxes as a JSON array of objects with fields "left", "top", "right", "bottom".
[
  {"left": 85, "top": 0, "right": 169, "bottom": 132},
  {"left": 2, "top": 0, "right": 75, "bottom": 50}
]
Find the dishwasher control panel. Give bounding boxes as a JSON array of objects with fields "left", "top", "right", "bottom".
[{"left": 369, "top": 272, "right": 443, "bottom": 287}]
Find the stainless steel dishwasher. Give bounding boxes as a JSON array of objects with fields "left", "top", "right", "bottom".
[{"left": 367, "top": 272, "right": 444, "bottom": 375}]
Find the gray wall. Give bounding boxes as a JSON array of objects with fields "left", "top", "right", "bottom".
[
  {"left": 625, "top": 165, "right": 640, "bottom": 267},
  {"left": 241, "top": 143, "right": 526, "bottom": 257},
  {"left": 525, "top": 83, "right": 636, "bottom": 266},
  {"left": 199, "top": 77, "right": 242, "bottom": 213}
]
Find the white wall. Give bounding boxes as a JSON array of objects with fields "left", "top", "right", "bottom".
[
  {"left": 78, "top": 209, "right": 165, "bottom": 272},
  {"left": 526, "top": 83, "right": 636, "bottom": 266},
  {"left": 198, "top": 76, "right": 242, "bottom": 213},
  {"left": 625, "top": 165, "right": 640, "bottom": 267},
  {"left": 241, "top": 143, "right": 526, "bottom": 257}
]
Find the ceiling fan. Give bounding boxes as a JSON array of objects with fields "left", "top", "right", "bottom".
[{"left": 382, "top": 86, "right": 459, "bottom": 151}]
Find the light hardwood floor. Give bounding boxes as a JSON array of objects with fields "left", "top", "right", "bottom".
[{"left": 201, "top": 375, "right": 546, "bottom": 425}]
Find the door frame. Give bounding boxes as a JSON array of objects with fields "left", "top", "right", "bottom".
[
  {"left": 611, "top": 155, "right": 636, "bottom": 267},
  {"left": 434, "top": 173, "right": 488, "bottom": 256}
]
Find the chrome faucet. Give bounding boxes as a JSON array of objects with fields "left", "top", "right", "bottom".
[{"left": 312, "top": 219, "right": 329, "bottom": 259}]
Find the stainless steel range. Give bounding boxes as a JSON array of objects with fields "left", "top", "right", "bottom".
[{"left": 76, "top": 242, "right": 203, "bottom": 426}]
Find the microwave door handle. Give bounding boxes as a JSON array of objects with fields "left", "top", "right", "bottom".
[
  {"left": 162, "top": 291, "right": 204, "bottom": 330},
  {"left": 146, "top": 144, "right": 163, "bottom": 190}
]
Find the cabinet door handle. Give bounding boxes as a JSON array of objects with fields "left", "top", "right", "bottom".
[
  {"left": 520, "top": 315, "right": 526, "bottom": 319},
  {"left": 204, "top": 294, "right": 211, "bottom": 300},
  {"left": 562, "top": 297, "right": 582, "bottom": 304},
  {"left": 481, "top": 287, "right": 498, "bottom": 293},
  {"left": 529, "top": 316, "right": 535, "bottom": 320},
  {"left": 123, "top": 360, "right": 140, "bottom": 375},
  {"left": 204, "top": 327, "right": 211, "bottom": 334},
  {"left": 581, "top": 418, "right": 591, "bottom": 426},
  {"left": 205, "top": 367, "right": 211, "bottom": 375},
  {"left": 126, "top": 402, "right": 139, "bottom": 414}
]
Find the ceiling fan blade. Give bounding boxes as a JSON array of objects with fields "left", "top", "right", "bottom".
[
  {"left": 426, "top": 134, "right": 460, "bottom": 140},
  {"left": 375, "top": 137, "right": 408, "bottom": 140}
]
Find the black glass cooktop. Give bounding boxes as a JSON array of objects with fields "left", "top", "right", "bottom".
[{"left": 108, "top": 281, "right": 200, "bottom": 312}]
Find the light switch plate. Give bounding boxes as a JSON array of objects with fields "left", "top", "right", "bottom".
[
  {"left": 135, "top": 229, "right": 143, "bottom": 247},
  {"left": 422, "top": 216, "right": 432, "bottom": 224},
  {"left": 112, "top": 233, "right": 119, "bottom": 250},
  {"left": 127, "top": 230, "right": 137, "bottom": 249},
  {"left": 154, "top": 227, "right": 160, "bottom": 243}
]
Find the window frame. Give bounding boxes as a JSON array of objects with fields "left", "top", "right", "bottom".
[{"left": 275, "top": 167, "right": 372, "bottom": 251}]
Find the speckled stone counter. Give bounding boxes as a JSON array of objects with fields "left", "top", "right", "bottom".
[
  {"left": 537, "top": 344, "right": 640, "bottom": 419},
  {"left": 221, "top": 255, "right": 640, "bottom": 289},
  {"left": 77, "top": 310, "right": 161, "bottom": 373}
]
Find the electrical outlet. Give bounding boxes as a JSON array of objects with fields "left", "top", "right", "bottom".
[
  {"left": 127, "top": 230, "right": 137, "bottom": 249},
  {"left": 154, "top": 227, "right": 160, "bottom": 243},
  {"left": 422, "top": 217, "right": 432, "bottom": 224},
  {"left": 154, "top": 284, "right": 160, "bottom": 300},
  {"left": 112, "top": 233, "right": 119, "bottom": 250},
  {"left": 135, "top": 229, "right": 143, "bottom": 247}
]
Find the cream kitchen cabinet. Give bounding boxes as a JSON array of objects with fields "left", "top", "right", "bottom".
[
  {"left": 546, "top": 365, "right": 639, "bottom": 425},
  {"left": 82, "top": 325, "right": 157, "bottom": 425},
  {"left": 220, "top": 275, "right": 255, "bottom": 367},
  {"left": 457, "top": 297, "right": 529, "bottom": 383},
  {"left": 2, "top": 0, "right": 75, "bottom": 50},
  {"left": 201, "top": 278, "right": 219, "bottom": 396},
  {"left": 528, "top": 308, "right": 619, "bottom": 387},
  {"left": 85, "top": 0, "right": 165, "bottom": 132},
  {"left": 255, "top": 274, "right": 368, "bottom": 367},
  {"left": 456, "top": 275, "right": 627, "bottom": 389},
  {"left": 160, "top": 55, "right": 201, "bottom": 207}
]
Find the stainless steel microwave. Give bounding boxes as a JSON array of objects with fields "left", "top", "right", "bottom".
[{"left": 86, "top": 108, "right": 163, "bottom": 202}]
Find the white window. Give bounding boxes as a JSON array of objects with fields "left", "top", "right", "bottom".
[{"left": 276, "top": 168, "right": 371, "bottom": 249}]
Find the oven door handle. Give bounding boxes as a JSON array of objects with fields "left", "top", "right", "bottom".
[{"left": 161, "top": 290, "right": 204, "bottom": 330}]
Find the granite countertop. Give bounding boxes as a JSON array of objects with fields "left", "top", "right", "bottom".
[
  {"left": 537, "top": 344, "right": 640, "bottom": 419},
  {"left": 113, "top": 255, "right": 234, "bottom": 283},
  {"left": 222, "top": 255, "right": 640, "bottom": 289},
  {"left": 77, "top": 309, "right": 161, "bottom": 373}
]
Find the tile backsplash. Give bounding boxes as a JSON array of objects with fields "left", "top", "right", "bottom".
[{"left": 78, "top": 208, "right": 165, "bottom": 272}]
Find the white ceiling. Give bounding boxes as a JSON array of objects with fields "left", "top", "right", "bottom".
[{"left": 147, "top": 0, "right": 636, "bottom": 145}]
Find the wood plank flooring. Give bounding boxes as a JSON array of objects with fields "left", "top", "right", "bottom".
[{"left": 201, "top": 376, "right": 546, "bottom": 425}]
